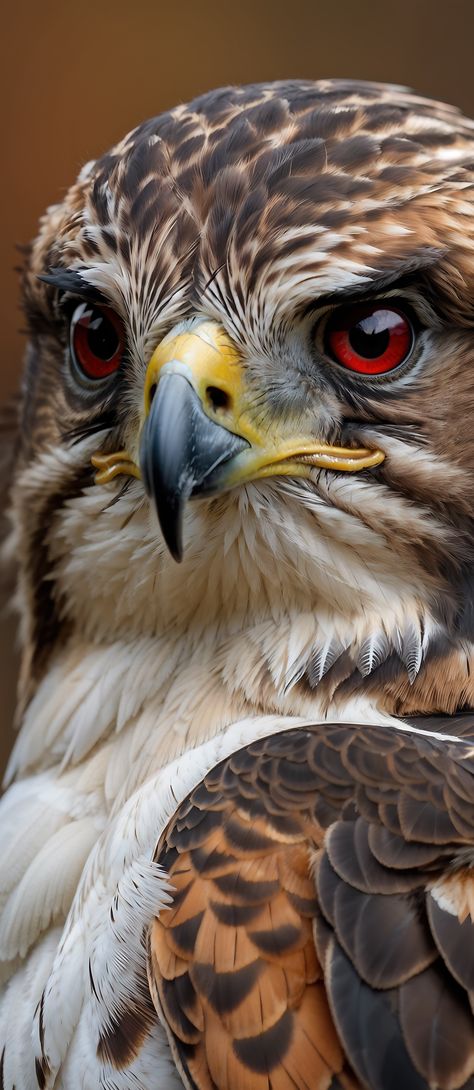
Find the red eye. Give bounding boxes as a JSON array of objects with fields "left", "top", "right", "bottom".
[
  {"left": 70, "top": 302, "right": 124, "bottom": 381},
  {"left": 324, "top": 303, "right": 414, "bottom": 375}
]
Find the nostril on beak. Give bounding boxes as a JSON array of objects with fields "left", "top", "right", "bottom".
[
  {"left": 149, "top": 383, "right": 157, "bottom": 406},
  {"left": 206, "top": 385, "right": 231, "bottom": 413}
]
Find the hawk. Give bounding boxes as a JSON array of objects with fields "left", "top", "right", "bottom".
[{"left": 1, "top": 78, "right": 474, "bottom": 1090}]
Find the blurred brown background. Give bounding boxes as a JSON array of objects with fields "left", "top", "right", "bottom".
[{"left": 2, "top": 0, "right": 474, "bottom": 774}]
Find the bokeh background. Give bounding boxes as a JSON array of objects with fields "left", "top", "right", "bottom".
[{"left": 2, "top": 0, "right": 474, "bottom": 773}]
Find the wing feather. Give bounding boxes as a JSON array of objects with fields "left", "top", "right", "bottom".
[{"left": 148, "top": 723, "right": 474, "bottom": 1090}]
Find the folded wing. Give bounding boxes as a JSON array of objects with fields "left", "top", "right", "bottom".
[{"left": 148, "top": 723, "right": 474, "bottom": 1090}]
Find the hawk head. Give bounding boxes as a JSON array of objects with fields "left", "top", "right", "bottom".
[{"left": 9, "top": 79, "right": 474, "bottom": 734}]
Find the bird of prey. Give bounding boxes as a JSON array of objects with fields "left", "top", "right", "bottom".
[{"left": 1, "top": 78, "right": 474, "bottom": 1090}]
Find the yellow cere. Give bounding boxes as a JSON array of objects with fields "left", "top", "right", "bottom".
[{"left": 143, "top": 321, "right": 242, "bottom": 417}]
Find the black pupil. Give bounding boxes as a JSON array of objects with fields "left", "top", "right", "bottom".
[
  {"left": 349, "top": 313, "right": 392, "bottom": 359},
  {"left": 87, "top": 311, "right": 118, "bottom": 360}
]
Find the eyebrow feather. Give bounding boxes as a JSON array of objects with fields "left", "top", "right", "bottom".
[
  {"left": 38, "top": 268, "right": 108, "bottom": 306},
  {"left": 302, "top": 247, "right": 445, "bottom": 314}
]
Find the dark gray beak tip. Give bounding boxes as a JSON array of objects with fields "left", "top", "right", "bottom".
[
  {"left": 159, "top": 504, "right": 184, "bottom": 563},
  {"left": 140, "top": 411, "right": 186, "bottom": 563}
]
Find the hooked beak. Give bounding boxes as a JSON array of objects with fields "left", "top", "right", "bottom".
[
  {"left": 92, "top": 320, "right": 384, "bottom": 562},
  {"left": 139, "top": 371, "right": 248, "bottom": 560}
]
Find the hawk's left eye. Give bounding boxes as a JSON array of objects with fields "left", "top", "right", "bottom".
[
  {"left": 69, "top": 302, "right": 125, "bottom": 382},
  {"left": 324, "top": 303, "right": 414, "bottom": 375}
]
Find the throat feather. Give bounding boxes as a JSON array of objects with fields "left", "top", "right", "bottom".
[{"left": 7, "top": 606, "right": 470, "bottom": 790}]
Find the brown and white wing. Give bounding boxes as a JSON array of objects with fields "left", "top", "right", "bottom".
[{"left": 148, "top": 724, "right": 474, "bottom": 1090}]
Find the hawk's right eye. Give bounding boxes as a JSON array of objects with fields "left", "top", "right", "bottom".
[{"left": 69, "top": 302, "right": 125, "bottom": 382}]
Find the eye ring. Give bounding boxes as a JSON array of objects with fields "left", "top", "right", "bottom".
[
  {"left": 323, "top": 301, "right": 415, "bottom": 376},
  {"left": 69, "top": 302, "right": 125, "bottom": 383}
]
